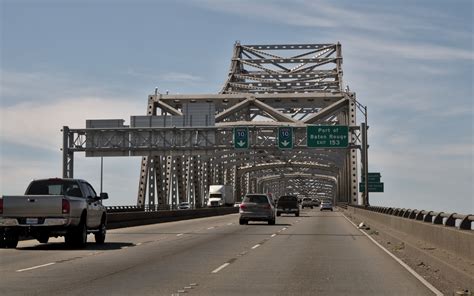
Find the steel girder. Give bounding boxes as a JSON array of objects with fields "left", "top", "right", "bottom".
[{"left": 62, "top": 43, "right": 361, "bottom": 208}]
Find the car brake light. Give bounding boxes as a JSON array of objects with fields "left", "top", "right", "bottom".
[
  {"left": 239, "top": 204, "right": 247, "bottom": 209},
  {"left": 0, "top": 199, "right": 3, "bottom": 215},
  {"left": 264, "top": 204, "right": 271, "bottom": 209},
  {"left": 62, "top": 199, "right": 70, "bottom": 214}
]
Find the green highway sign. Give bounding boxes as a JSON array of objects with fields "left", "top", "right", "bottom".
[
  {"left": 307, "top": 125, "right": 349, "bottom": 148},
  {"left": 234, "top": 127, "right": 249, "bottom": 149},
  {"left": 361, "top": 175, "right": 381, "bottom": 183},
  {"left": 359, "top": 182, "right": 384, "bottom": 192},
  {"left": 278, "top": 127, "right": 293, "bottom": 149}
]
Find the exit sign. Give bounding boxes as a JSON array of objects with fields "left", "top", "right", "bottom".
[{"left": 307, "top": 125, "right": 349, "bottom": 148}]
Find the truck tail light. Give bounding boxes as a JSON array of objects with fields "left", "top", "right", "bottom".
[
  {"left": 0, "top": 199, "right": 3, "bottom": 215},
  {"left": 62, "top": 199, "right": 70, "bottom": 214}
]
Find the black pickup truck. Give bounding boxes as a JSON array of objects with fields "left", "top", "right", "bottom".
[{"left": 276, "top": 195, "right": 300, "bottom": 217}]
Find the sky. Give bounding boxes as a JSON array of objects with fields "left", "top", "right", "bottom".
[{"left": 1, "top": 0, "right": 472, "bottom": 213}]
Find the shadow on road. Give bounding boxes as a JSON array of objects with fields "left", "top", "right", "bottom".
[{"left": 18, "top": 242, "right": 135, "bottom": 251}]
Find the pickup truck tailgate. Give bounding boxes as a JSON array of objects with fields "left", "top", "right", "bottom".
[{"left": 3, "top": 195, "right": 63, "bottom": 217}]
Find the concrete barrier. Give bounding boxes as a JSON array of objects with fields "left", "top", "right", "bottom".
[
  {"left": 107, "top": 207, "right": 239, "bottom": 229},
  {"left": 347, "top": 206, "right": 474, "bottom": 261}
]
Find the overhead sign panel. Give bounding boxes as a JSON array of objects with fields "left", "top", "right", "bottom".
[
  {"left": 307, "top": 125, "right": 349, "bottom": 148},
  {"left": 234, "top": 127, "right": 249, "bottom": 149},
  {"left": 278, "top": 127, "right": 293, "bottom": 149}
]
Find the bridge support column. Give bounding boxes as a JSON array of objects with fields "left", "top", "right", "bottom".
[
  {"left": 156, "top": 156, "right": 168, "bottom": 209},
  {"left": 147, "top": 156, "right": 157, "bottom": 210}
]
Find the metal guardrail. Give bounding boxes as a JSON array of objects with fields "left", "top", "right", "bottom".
[
  {"left": 350, "top": 205, "right": 474, "bottom": 230},
  {"left": 107, "top": 207, "right": 239, "bottom": 229},
  {"left": 106, "top": 205, "right": 209, "bottom": 213}
]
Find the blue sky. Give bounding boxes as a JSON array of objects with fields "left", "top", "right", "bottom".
[{"left": 1, "top": 0, "right": 472, "bottom": 213}]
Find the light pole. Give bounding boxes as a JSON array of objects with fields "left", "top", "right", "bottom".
[{"left": 100, "top": 157, "right": 103, "bottom": 193}]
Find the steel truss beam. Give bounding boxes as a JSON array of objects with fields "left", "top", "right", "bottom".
[{"left": 62, "top": 43, "right": 362, "bottom": 208}]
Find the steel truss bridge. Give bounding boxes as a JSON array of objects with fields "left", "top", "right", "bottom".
[{"left": 62, "top": 42, "right": 368, "bottom": 209}]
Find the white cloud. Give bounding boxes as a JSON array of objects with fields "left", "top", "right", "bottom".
[
  {"left": 125, "top": 68, "right": 203, "bottom": 84},
  {"left": 159, "top": 72, "right": 203, "bottom": 83},
  {"left": 0, "top": 97, "right": 145, "bottom": 151}
]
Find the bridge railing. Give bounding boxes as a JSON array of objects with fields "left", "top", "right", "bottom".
[
  {"left": 106, "top": 205, "right": 211, "bottom": 213},
  {"left": 350, "top": 205, "right": 473, "bottom": 230}
]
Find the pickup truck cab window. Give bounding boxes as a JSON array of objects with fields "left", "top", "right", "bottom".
[{"left": 26, "top": 180, "right": 81, "bottom": 196}]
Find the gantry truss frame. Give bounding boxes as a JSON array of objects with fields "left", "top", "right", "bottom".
[{"left": 62, "top": 42, "right": 363, "bottom": 208}]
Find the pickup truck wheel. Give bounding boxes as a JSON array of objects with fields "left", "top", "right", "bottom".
[
  {"left": 75, "top": 221, "right": 87, "bottom": 248},
  {"left": 268, "top": 218, "right": 276, "bottom": 225},
  {"left": 0, "top": 229, "right": 5, "bottom": 248},
  {"left": 5, "top": 232, "right": 19, "bottom": 248},
  {"left": 277, "top": 212, "right": 281, "bottom": 217},
  {"left": 66, "top": 221, "right": 87, "bottom": 248},
  {"left": 94, "top": 220, "right": 106, "bottom": 244},
  {"left": 295, "top": 212, "right": 300, "bottom": 217}
]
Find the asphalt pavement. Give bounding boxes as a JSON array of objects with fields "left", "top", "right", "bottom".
[{"left": 0, "top": 208, "right": 437, "bottom": 295}]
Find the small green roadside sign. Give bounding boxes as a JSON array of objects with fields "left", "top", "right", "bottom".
[
  {"left": 359, "top": 182, "right": 384, "bottom": 192},
  {"left": 361, "top": 174, "right": 381, "bottom": 183},
  {"left": 234, "top": 127, "right": 249, "bottom": 149},
  {"left": 307, "top": 125, "right": 349, "bottom": 148},
  {"left": 278, "top": 127, "right": 293, "bottom": 149}
]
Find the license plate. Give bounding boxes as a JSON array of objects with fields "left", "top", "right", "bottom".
[{"left": 26, "top": 218, "right": 38, "bottom": 225}]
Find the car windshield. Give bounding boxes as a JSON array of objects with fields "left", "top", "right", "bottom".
[{"left": 244, "top": 195, "right": 268, "bottom": 204}]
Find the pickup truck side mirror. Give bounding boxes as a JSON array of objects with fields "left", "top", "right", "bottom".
[{"left": 100, "top": 193, "right": 109, "bottom": 200}]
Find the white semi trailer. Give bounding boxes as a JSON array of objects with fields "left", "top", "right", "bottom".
[{"left": 207, "top": 185, "right": 234, "bottom": 207}]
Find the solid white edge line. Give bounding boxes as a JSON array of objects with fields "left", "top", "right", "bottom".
[
  {"left": 211, "top": 262, "right": 230, "bottom": 273},
  {"left": 341, "top": 214, "right": 443, "bottom": 296},
  {"left": 251, "top": 244, "right": 260, "bottom": 249},
  {"left": 16, "top": 262, "right": 56, "bottom": 272}
]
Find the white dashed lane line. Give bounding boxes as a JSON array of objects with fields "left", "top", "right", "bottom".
[
  {"left": 207, "top": 227, "right": 215, "bottom": 230},
  {"left": 251, "top": 244, "right": 260, "bottom": 250},
  {"left": 16, "top": 262, "right": 56, "bottom": 273},
  {"left": 271, "top": 234, "right": 277, "bottom": 238},
  {"left": 211, "top": 263, "right": 230, "bottom": 274},
  {"left": 176, "top": 233, "right": 184, "bottom": 237}
]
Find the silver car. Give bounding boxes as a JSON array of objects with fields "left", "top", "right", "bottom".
[
  {"left": 320, "top": 201, "right": 333, "bottom": 211},
  {"left": 239, "top": 194, "right": 276, "bottom": 225}
]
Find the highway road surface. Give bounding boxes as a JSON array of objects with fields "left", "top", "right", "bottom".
[{"left": 0, "top": 209, "right": 438, "bottom": 295}]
